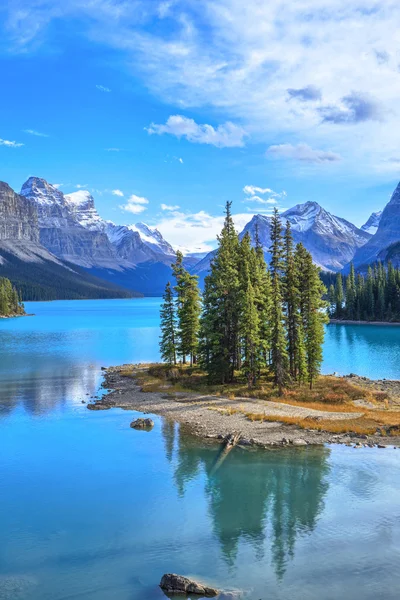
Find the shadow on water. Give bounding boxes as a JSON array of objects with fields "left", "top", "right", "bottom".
[{"left": 162, "top": 423, "right": 330, "bottom": 580}]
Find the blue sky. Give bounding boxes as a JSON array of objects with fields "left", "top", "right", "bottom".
[{"left": 1, "top": 0, "right": 400, "bottom": 252}]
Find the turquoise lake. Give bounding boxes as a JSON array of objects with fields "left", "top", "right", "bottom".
[{"left": 1, "top": 298, "right": 400, "bottom": 600}]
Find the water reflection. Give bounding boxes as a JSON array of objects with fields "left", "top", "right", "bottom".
[
  {"left": 0, "top": 365, "right": 101, "bottom": 416},
  {"left": 166, "top": 426, "right": 330, "bottom": 578}
]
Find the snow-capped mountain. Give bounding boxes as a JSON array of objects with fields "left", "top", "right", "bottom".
[
  {"left": 361, "top": 211, "right": 382, "bottom": 235},
  {"left": 0, "top": 181, "right": 135, "bottom": 299},
  {"left": 18, "top": 177, "right": 179, "bottom": 294},
  {"left": 20, "top": 178, "right": 118, "bottom": 269},
  {"left": 65, "top": 190, "right": 175, "bottom": 259},
  {"left": 352, "top": 182, "right": 400, "bottom": 269},
  {"left": 195, "top": 202, "right": 371, "bottom": 277},
  {"left": 282, "top": 202, "right": 371, "bottom": 271},
  {"left": 65, "top": 190, "right": 105, "bottom": 231}
]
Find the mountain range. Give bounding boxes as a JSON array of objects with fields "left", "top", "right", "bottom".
[{"left": 1, "top": 176, "right": 399, "bottom": 298}]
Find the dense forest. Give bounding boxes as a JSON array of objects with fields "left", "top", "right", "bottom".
[
  {"left": 0, "top": 249, "right": 137, "bottom": 301},
  {"left": 160, "top": 204, "right": 327, "bottom": 392},
  {"left": 0, "top": 277, "right": 25, "bottom": 317},
  {"left": 329, "top": 262, "right": 400, "bottom": 322}
]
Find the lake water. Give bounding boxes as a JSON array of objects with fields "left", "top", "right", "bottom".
[{"left": 1, "top": 299, "right": 400, "bottom": 600}]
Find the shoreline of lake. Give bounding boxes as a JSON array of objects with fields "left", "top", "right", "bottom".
[
  {"left": 329, "top": 319, "right": 400, "bottom": 326},
  {"left": 90, "top": 366, "right": 400, "bottom": 449}
]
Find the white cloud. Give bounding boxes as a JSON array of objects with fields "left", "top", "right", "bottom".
[
  {"left": 161, "top": 203, "right": 180, "bottom": 211},
  {"left": 178, "top": 157, "right": 183, "bottom": 164},
  {"left": 106, "top": 147, "right": 121, "bottom": 152},
  {"left": 112, "top": 189, "right": 124, "bottom": 197},
  {"left": 146, "top": 115, "right": 247, "bottom": 147},
  {"left": 244, "top": 185, "right": 275, "bottom": 196},
  {"left": 0, "top": 138, "right": 23, "bottom": 148},
  {"left": 243, "top": 184, "right": 286, "bottom": 207},
  {"left": 96, "top": 84, "right": 111, "bottom": 92},
  {"left": 75, "top": 183, "right": 88, "bottom": 189},
  {"left": 267, "top": 143, "right": 342, "bottom": 163},
  {"left": 53, "top": 183, "right": 63, "bottom": 189},
  {"left": 23, "top": 129, "right": 49, "bottom": 137},
  {"left": 155, "top": 210, "right": 251, "bottom": 254},
  {"left": 120, "top": 193, "right": 149, "bottom": 214},
  {"left": 5, "top": 0, "right": 400, "bottom": 173}
]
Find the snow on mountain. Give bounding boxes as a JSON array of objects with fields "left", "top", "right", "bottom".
[
  {"left": 64, "top": 191, "right": 175, "bottom": 258},
  {"left": 194, "top": 202, "right": 371, "bottom": 277},
  {"left": 361, "top": 211, "right": 382, "bottom": 235},
  {"left": 131, "top": 223, "right": 175, "bottom": 256},
  {"left": 20, "top": 177, "right": 64, "bottom": 207},
  {"left": 352, "top": 182, "right": 400, "bottom": 269},
  {"left": 282, "top": 202, "right": 371, "bottom": 270},
  {"left": 65, "top": 190, "right": 107, "bottom": 231}
]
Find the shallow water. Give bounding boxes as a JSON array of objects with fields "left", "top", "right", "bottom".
[{"left": 1, "top": 299, "right": 400, "bottom": 600}]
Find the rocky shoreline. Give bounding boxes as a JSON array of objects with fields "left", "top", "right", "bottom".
[
  {"left": 329, "top": 319, "right": 400, "bottom": 326},
  {"left": 87, "top": 365, "right": 400, "bottom": 449}
]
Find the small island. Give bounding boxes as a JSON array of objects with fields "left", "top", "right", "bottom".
[
  {"left": 92, "top": 205, "right": 400, "bottom": 448},
  {"left": 0, "top": 277, "right": 25, "bottom": 318}
]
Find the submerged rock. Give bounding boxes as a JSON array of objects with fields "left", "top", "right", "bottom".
[
  {"left": 160, "top": 573, "right": 218, "bottom": 597},
  {"left": 130, "top": 418, "right": 154, "bottom": 430},
  {"left": 87, "top": 403, "right": 111, "bottom": 411}
]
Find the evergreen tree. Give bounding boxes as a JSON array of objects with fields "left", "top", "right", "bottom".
[
  {"left": 199, "top": 201, "right": 240, "bottom": 383},
  {"left": 283, "top": 221, "right": 299, "bottom": 378},
  {"left": 269, "top": 208, "right": 288, "bottom": 394},
  {"left": 334, "top": 273, "right": 344, "bottom": 318},
  {"left": 159, "top": 282, "right": 177, "bottom": 365},
  {"left": 0, "top": 277, "right": 25, "bottom": 317},
  {"left": 179, "top": 274, "right": 201, "bottom": 366},
  {"left": 241, "top": 276, "right": 260, "bottom": 387},
  {"left": 345, "top": 264, "right": 356, "bottom": 319},
  {"left": 301, "top": 251, "right": 327, "bottom": 389},
  {"left": 254, "top": 232, "right": 272, "bottom": 370}
]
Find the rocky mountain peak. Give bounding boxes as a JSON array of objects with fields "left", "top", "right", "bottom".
[
  {"left": 361, "top": 211, "right": 382, "bottom": 235},
  {"left": 20, "top": 177, "right": 64, "bottom": 206},
  {"left": 65, "top": 190, "right": 95, "bottom": 211}
]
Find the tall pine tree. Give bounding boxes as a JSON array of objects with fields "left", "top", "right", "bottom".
[
  {"left": 269, "top": 208, "right": 288, "bottom": 394},
  {"left": 159, "top": 281, "right": 177, "bottom": 365}
]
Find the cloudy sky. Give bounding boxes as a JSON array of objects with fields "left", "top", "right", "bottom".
[{"left": 1, "top": 0, "right": 400, "bottom": 252}]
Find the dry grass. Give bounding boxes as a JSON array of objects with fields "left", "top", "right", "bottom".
[{"left": 121, "top": 363, "right": 400, "bottom": 436}]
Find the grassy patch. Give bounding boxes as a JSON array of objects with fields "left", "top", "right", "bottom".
[{"left": 121, "top": 363, "right": 400, "bottom": 437}]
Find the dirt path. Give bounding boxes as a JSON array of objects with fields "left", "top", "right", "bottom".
[{"left": 87, "top": 366, "right": 400, "bottom": 449}]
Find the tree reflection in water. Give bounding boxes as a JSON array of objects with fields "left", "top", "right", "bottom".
[{"left": 165, "top": 426, "right": 330, "bottom": 579}]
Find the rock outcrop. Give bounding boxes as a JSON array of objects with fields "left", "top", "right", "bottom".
[
  {"left": 352, "top": 182, "right": 400, "bottom": 269},
  {"left": 0, "top": 182, "right": 39, "bottom": 243},
  {"left": 160, "top": 574, "right": 219, "bottom": 597},
  {"left": 130, "top": 418, "right": 154, "bottom": 429}
]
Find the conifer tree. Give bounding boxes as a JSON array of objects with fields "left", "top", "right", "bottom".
[
  {"left": 301, "top": 251, "right": 327, "bottom": 389},
  {"left": 269, "top": 208, "right": 288, "bottom": 394},
  {"left": 283, "top": 221, "right": 299, "bottom": 378},
  {"left": 159, "top": 281, "right": 177, "bottom": 365},
  {"left": 335, "top": 273, "right": 344, "bottom": 318},
  {"left": 171, "top": 250, "right": 188, "bottom": 362},
  {"left": 345, "top": 264, "right": 356, "bottom": 319},
  {"left": 179, "top": 274, "right": 201, "bottom": 366},
  {"left": 241, "top": 276, "right": 260, "bottom": 387},
  {"left": 254, "top": 232, "right": 272, "bottom": 369},
  {"left": 199, "top": 201, "right": 240, "bottom": 383}
]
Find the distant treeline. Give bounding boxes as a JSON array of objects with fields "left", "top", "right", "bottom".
[
  {"left": 329, "top": 262, "right": 400, "bottom": 322},
  {"left": 0, "top": 277, "right": 25, "bottom": 317},
  {"left": 0, "top": 249, "right": 136, "bottom": 301}
]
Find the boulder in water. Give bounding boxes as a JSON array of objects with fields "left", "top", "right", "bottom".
[
  {"left": 130, "top": 418, "right": 154, "bottom": 430},
  {"left": 160, "top": 573, "right": 218, "bottom": 597}
]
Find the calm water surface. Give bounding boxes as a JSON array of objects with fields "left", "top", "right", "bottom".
[{"left": 1, "top": 299, "right": 400, "bottom": 600}]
